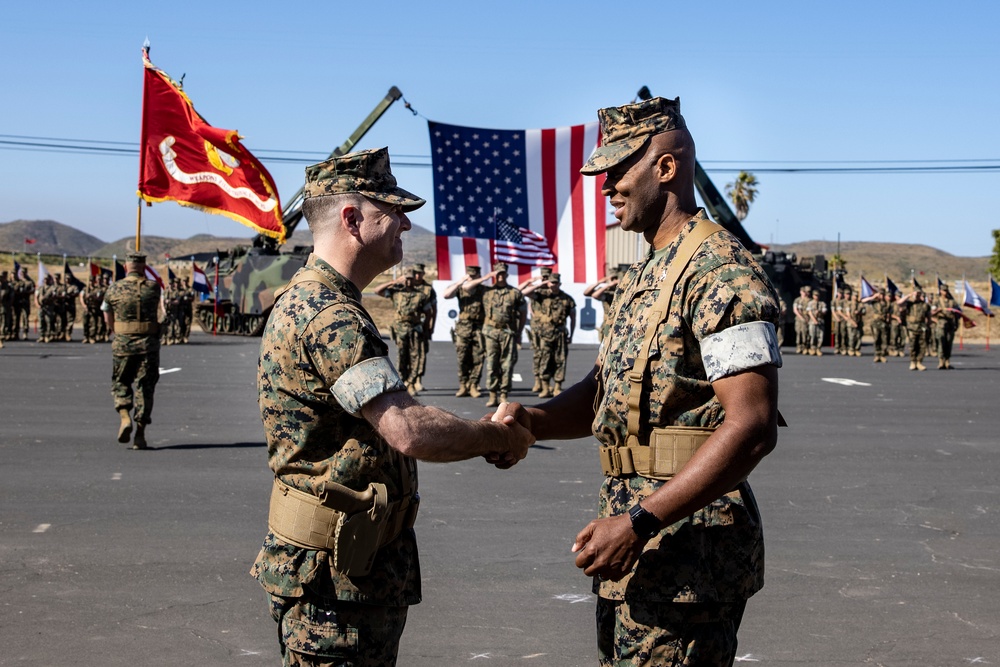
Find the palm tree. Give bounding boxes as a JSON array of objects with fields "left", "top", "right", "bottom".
[{"left": 725, "top": 171, "right": 759, "bottom": 222}]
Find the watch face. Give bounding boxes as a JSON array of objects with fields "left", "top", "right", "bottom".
[{"left": 629, "top": 504, "right": 659, "bottom": 539}]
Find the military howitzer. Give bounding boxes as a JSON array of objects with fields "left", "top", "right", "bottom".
[{"left": 196, "top": 87, "right": 404, "bottom": 336}]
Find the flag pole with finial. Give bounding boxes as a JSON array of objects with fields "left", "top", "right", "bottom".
[{"left": 136, "top": 38, "right": 151, "bottom": 253}]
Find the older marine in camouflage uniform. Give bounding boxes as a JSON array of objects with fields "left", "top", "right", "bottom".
[
  {"left": 523, "top": 272, "right": 576, "bottom": 398},
  {"left": 374, "top": 268, "right": 433, "bottom": 395},
  {"left": 481, "top": 261, "right": 527, "bottom": 408},
  {"left": 250, "top": 147, "right": 532, "bottom": 667},
  {"left": 498, "top": 97, "right": 781, "bottom": 667},
  {"left": 102, "top": 252, "right": 162, "bottom": 449},
  {"left": 443, "top": 265, "right": 486, "bottom": 397}
]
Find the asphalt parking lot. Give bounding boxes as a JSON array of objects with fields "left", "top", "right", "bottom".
[{"left": 1, "top": 335, "right": 998, "bottom": 666}]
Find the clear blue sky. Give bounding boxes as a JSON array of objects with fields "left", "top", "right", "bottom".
[{"left": 3, "top": 1, "right": 998, "bottom": 257}]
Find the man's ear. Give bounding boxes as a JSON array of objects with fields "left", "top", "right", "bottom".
[
  {"left": 654, "top": 152, "right": 677, "bottom": 184},
  {"left": 341, "top": 204, "right": 362, "bottom": 238}
]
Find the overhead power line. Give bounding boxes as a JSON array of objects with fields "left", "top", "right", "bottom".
[{"left": 2, "top": 134, "right": 1000, "bottom": 174}]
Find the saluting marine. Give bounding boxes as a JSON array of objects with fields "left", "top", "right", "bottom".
[
  {"left": 481, "top": 261, "right": 527, "bottom": 408},
  {"left": 374, "top": 267, "right": 434, "bottom": 395},
  {"left": 522, "top": 272, "right": 576, "bottom": 397},
  {"left": 443, "top": 264, "right": 486, "bottom": 397}
]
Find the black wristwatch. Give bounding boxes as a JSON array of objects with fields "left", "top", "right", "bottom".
[{"left": 628, "top": 502, "right": 661, "bottom": 540}]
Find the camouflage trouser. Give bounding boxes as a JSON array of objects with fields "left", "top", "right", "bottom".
[
  {"left": 483, "top": 324, "right": 517, "bottom": 394},
  {"left": 39, "top": 305, "right": 57, "bottom": 339},
  {"left": 267, "top": 592, "right": 407, "bottom": 667},
  {"left": 597, "top": 598, "right": 747, "bottom": 667},
  {"left": 794, "top": 319, "right": 808, "bottom": 350},
  {"left": 169, "top": 310, "right": 184, "bottom": 342},
  {"left": 890, "top": 322, "right": 905, "bottom": 354},
  {"left": 834, "top": 321, "right": 846, "bottom": 352},
  {"left": 808, "top": 323, "right": 824, "bottom": 350},
  {"left": 848, "top": 325, "right": 862, "bottom": 353},
  {"left": 536, "top": 328, "right": 568, "bottom": 382},
  {"left": 530, "top": 328, "right": 543, "bottom": 380},
  {"left": 83, "top": 308, "right": 102, "bottom": 341},
  {"left": 112, "top": 352, "right": 159, "bottom": 425},
  {"left": 14, "top": 304, "right": 28, "bottom": 338},
  {"left": 454, "top": 320, "right": 484, "bottom": 385},
  {"left": 414, "top": 334, "right": 429, "bottom": 379},
  {"left": 0, "top": 305, "right": 12, "bottom": 339},
  {"left": 65, "top": 306, "right": 76, "bottom": 339},
  {"left": 937, "top": 324, "right": 955, "bottom": 362},
  {"left": 908, "top": 327, "right": 927, "bottom": 365},
  {"left": 391, "top": 322, "right": 421, "bottom": 385},
  {"left": 871, "top": 322, "right": 888, "bottom": 357}
]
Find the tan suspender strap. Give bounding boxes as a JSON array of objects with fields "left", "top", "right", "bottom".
[{"left": 624, "top": 219, "right": 724, "bottom": 448}]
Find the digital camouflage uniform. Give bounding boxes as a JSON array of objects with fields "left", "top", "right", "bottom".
[
  {"left": 792, "top": 291, "right": 810, "bottom": 353},
  {"left": 103, "top": 270, "right": 161, "bottom": 427},
  {"left": 890, "top": 297, "right": 907, "bottom": 357},
  {"left": 482, "top": 278, "right": 525, "bottom": 400},
  {"left": 14, "top": 271, "right": 34, "bottom": 340},
  {"left": 0, "top": 272, "right": 13, "bottom": 341},
  {"left": 529, "top": 285, "right": 575, "bottom": 387},
  {"left": 82, "top": 280, "right": 104, "bottom": 343},
  {"left": 64, "top": 280, "right": 80, "bottom": 341},
  {"left": 36, "top": 277, "right": 58, "bottom": 342},
  {"left": 833, "top": 293, "right": 847, "bottom": 354},
  {"left": 252, "top": 255, "right": 419, "bottom": 666},
  {"left": 906, "top": 297, "right": 932, "bottom": 369},
  {"left": 593, "top": 212, "right": 780, "bottom": 667},
  {"left": 848, "top": 296, "right": 865, "bottom": 355},
  {"left": 412, "top": 269, "right": 436, "bottom": 386},
  {"left": 597, "top": 284, "right": 617, "bottom": 343},
  {"left": 868, "top": 295, "right": 891, "bottom": 361},
  {"left": 934, "top": 293, "right": 958, "bottom": 368},
  {"left": 806, "top": 296, "right": 827, "bottom": 354},
  {"left": 384, "top": 282, "right": 433, "bottom": 389},
  {"left": 181, "top": 279, "right": 195, "bottom": 342},
  {"left": 529, "top": 282, "right": 552, "bottom": 388},
  {"left": 451, "top": 279, "right": 485, "bottom": 391}
]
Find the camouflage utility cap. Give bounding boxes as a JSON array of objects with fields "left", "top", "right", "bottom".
[
  {"left": 580, "top": 97, "right": 686, "bottom": 175},
  {"left": 493, "top": 262, "right": 509, "bottom": 274},
  {"left": 467, "top": 265, "right": 481, "bottom": 277},
  {"left": 304, "top": 147, "right": 426, "bottom": 212},
  {"left": 412, "top": 263, "right": 426, "bottom": 274},
  {"left": 549, "top": 272, "right": 561, "bottom": 284},
  {"left": 404, "top": 268, "right": 416, "bottom": 278},
  {"left": 126, "top": 252, "right": 147, "bottom": 263}
]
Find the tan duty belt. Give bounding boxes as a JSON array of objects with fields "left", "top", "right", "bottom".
[
  {"left": 114, "top": 321, "right": 159, "bottom": 335},
  {"left": 599, "top": 426, "right": 716, "bottom": 480},
  {"left": 268, "top": 477, "right": 419, "bottom": 553}
]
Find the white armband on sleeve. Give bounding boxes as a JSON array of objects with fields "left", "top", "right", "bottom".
[
  {"left": 700, "top": 321, "right": 783, "bottom": 383},
  {"left": 331, "top": 356, "right": 407, "bottom": 416},
  {"left": 100, "top": 299, "right": 110, "bottom": 312}
]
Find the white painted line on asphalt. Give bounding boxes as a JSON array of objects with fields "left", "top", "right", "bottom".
[
  {"left": 512, "top": 373, "right": 523, "bottom": 381},
  {"left": 112, "top": 473, "right": 122, "bottom": 480},
  {"left": 33, "top": 524, "right": 51, "bottom": 533},
  {"left": 521, "top": 654, "right": 548, "bottom": 659},
  {"left": 469, "top": 653, "right": 492, "bottom": 660},
  {"left": 552, "top": 593, "right": 592, "bottom": 604},
  {"left": 735, "top": 656, "right": 761, "bottom": 663},
  {"left": 159, "top": 367, "right": 181, "bottom": 375},
  {"left": 558, "top": 480, "right": 583, "bottom": 484},
  {"left": 821, "top": 377, "right": 872, "bottom": 387}
]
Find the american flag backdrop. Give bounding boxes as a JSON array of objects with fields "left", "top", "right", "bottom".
[{"left": 429, "top": 120, "right": 607, "bottom": 284}]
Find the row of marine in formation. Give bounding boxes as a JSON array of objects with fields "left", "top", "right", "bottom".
[
  {"left": 792, "top": 283, "right": 961, "bottom": 370},
  {"left": 0, "top": 269, "right": 198, "bottom": 346}
]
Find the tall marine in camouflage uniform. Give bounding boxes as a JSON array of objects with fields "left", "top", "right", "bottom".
[
  {"left": 374, "top": 268, "right": 433, "bottom": 395},
  {"left": 496, "top": 97, "right": 781, "bottom": 666},
  {"left": 410, "top": 263, "right": 436, "bottom": 393},
  {"left": 522, "top": 273, "right": 576, "bottom": 398},
  {"left": 250, "top": 147, "right": 533, "bottom": 667},
  {"left": 443, "top": 265, "right": 486, "bottom": 397},
  {"left": 481, "top": 262, "right": 526, "bottom": 408},
  {"left": 102, "top": 252, "right": 163, "bottom": 449},
  {"left": 520, "top": 265, "right": 552, "bottom": 393}
]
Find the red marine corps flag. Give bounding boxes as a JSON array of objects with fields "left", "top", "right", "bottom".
[{"left": 137, "top": 45, "right": 284, "bottom": 242}]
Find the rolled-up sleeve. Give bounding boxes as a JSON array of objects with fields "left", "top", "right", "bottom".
[
  {"left": 700, "top": 321, "right": 782, "bottom": 382},
  {"left": 331, "top": 357, "right": 406, "bottom": 416}
]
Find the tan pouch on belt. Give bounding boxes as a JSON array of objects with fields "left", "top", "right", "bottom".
[{"left": 333, "top": 482, "right": 390, "bottom": 577}]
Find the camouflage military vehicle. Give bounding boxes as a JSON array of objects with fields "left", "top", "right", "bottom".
[{"left": 195, "top": 87, "right": 404, "bottom": 336}]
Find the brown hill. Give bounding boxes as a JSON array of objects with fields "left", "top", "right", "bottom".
[{"left": 0, "top": 220, "right": 105, "bottom": 257}]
